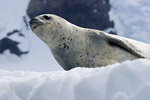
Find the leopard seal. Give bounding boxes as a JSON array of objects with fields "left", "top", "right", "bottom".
[{"left": 29, "top": 14, "right": 150, "bottom": 70}]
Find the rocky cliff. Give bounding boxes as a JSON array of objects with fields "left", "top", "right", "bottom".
[{"left": 27, "top": 0, "right": 115, "bottom": 34}]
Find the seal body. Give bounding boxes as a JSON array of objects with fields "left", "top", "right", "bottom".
[{"left": 29, "top": 14, "right": 150, "bottom": 70}]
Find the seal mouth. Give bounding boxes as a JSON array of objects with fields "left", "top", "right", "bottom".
[
  {"left": 29, "top": 18, "right": 51, "bottom": 30},
  {"left": 29, "top": 18, "right": 44, "bottom": 29},
  {"left": 32, "top": 23, "right": 44, "bottom": 29}
]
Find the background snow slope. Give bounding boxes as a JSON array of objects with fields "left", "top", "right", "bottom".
[
  {"left": 0, "top": 59, "right": 150, "bottom": 100},
  {"left": 109, "top": 0, "right": 150, "bottom": 43},
  {"left": 0, "top": 0, "right": 62, "bottom": 71},
  {"left": 0, "top": 0, "right": 150, "bottom": 100}
]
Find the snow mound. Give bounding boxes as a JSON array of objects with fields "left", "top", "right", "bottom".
[{"left": 0, "top": 59, "right": 150, "bottom": 100}]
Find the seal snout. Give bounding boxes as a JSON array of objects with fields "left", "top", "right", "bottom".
[
  {"left": 29, "top": 18, "right": 40, "bottom": 24},
  {"left": 29, "top": 17, "right": 42, "bottom": 29}
]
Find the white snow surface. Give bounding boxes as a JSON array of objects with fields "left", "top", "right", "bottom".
[
  {"left": 0, "top": 0, "right": 150, "bottom": 100},
  {"left": 109, "top": 0, "right": 150, "bottom": 43},
  {"left": 0, "top": 0, "right": 62, "bottom": 71},
  {"left": 0, "top": 59, "right": 150, "bottom": 100}
]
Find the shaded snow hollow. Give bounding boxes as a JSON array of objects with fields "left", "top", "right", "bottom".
[{"left": 0, "top": 59, "right": 150, "bottom": 100}]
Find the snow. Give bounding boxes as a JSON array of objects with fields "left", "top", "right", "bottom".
[
  {"left": 0, "top": 0, "right": 150, "bottom": 100},
  {"left": 109, "top": 0, "right": 150, "bottom": 43},
  {"left": 0, "top": 0, "right": 62, "bottom": 71},
  {"left": 0, "top": 0, "right": 29, "bottom": 38},
  {"left": 0, "top": 59, "right": 150, "bottom": 100}
]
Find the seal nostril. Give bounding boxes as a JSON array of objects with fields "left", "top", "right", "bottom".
[{"left": 43, "top": 15, "right": 51, "bottom": 20}]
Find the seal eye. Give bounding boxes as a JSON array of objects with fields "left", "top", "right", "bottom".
[{"left": 43, "top": 15, "right": 51, "bottom": 20}]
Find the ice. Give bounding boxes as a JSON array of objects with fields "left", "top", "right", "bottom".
[{"left": 0, "top": 59, "right": 150, "bottom": 100}]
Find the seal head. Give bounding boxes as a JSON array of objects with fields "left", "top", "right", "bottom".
[{"left": 30, "top": 14, "right": 57, "bottom": 43}]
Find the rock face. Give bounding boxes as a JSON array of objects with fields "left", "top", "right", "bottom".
[
  {"left": 0, "top": 29, "right": 29, "bottom": 56},
  {"left": 27, "top": 0, "right": 115, "bottom": 34},
  {"left": 0, "top": 38, "right": 28, "bottom": 56}
]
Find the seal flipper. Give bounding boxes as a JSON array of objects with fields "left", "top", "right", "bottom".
[{"left": 103, "top": 33, "right": 145, "bottom": 58}]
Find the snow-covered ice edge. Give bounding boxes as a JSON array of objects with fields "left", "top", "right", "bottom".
[{"left": 0, "top": 59, "right": 150, "bottom": 100}]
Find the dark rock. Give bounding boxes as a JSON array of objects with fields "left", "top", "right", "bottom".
[
  {"left": 0, "top": 38, "right": 28, "bottom": 56},
  {"left": 0, "top": 16, "right": 30, "bottom": 57},
  {"left": 23, "top": 16, "right": 30, "bottom": 30},
  {"left": 27, "top": 0, "right": 116, "bottom": 34},
  {"left": 7, "top": 29, "right": 25, "bottom": 37}
]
